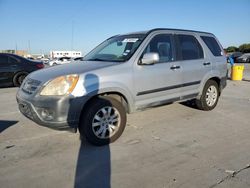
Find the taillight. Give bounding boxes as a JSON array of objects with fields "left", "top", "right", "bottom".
[{"left": 36, "top": 64, "right": 44, "bottom": 69}]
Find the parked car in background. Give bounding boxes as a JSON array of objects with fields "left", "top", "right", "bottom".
[
  {"left": 227, "top": 52, "right": 242, "bottom": 62},
  {"left": 39, "top": 58, "right": 50, "bottom": 64},
  {"left": 17, "top": 28, "right": 227, "bottom": 146},
  {"left": 0, "top": 53, "right": 44, "bottom": 87},
  {"left": 47, "top": 57, "right": 72, "bottom": 66},
  {"left": 71, "top": 57, "right": 84, "bottom": 63},
  {"left": 236, "top": 53, "right": 250, "bottom": 63}
]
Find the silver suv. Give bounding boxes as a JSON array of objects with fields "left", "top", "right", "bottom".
[{"left": 17, "top": 28, "right": 227, "bottom": 145}]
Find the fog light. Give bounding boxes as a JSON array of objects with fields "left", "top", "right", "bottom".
[{"left": 40, "top": 109, "right": 54, "bottom": 121}]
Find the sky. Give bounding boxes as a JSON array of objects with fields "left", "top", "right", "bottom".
[{"left": 0, "top": 0, "right": 250, "bottom": 55}]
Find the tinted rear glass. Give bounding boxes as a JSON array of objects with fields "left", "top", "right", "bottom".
[
  {"left": 177, "top": 35, "right": 204, "bottom": 60},
  {"left": 201, "top": 36, "right": 222, "bottom": 56},
  {"left": 0, "top": 55, "right": 8, "bottom": 64}
]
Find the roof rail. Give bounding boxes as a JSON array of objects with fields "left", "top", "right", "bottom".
[{"left": 146, "top": 28, "right": 213, "bottom": 35}]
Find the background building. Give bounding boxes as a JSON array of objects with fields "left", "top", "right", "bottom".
[
  {"left": 50, "top": 51, "right": 82, "bottom": 59},
  {"left": 0, "top": 50, "right": 28, "bottom": 57}
]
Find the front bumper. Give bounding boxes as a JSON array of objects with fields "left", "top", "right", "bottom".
[{"left": 16, "top": 90, "right": 85, "bottom": 132}]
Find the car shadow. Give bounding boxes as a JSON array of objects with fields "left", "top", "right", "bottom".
[
  {"left": 72, "top": 73, "right": 111, "bottom": 188},
  {"left": 74, "top": 140, "right": 111, "bottom": 188},
  {"left": 0, "top": 120, "right": 18, "bottom": 133},
  {"left": 242, "top": 78, "right": 250, "bottom": 82},
  {"left": 180, "top": 100, "right": 199, "bottom": 110}
]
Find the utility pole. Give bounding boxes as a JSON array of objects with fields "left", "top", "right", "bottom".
[
  {"left": 28, "top": 40, "right": 31, "bottom": 55},
  {"left": 71, "top": 21, "right": 74, "bottom": 51},
  {"left": 15, "top": 42, "right": 18, "bottom": 53}
]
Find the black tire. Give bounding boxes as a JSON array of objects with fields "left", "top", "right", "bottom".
[
  {"left": 79, "top": 96, "right": 127, "bottom": 146},
  {"left": 13, "top": 72, "right": 28, "bottom": 87},
  {"left": 195, "top": 80, "right": 219, "bottom": 111}
]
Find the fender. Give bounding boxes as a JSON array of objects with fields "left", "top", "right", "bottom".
[{"left": 197, "top": 69, "right": 222, "bottom": 97}]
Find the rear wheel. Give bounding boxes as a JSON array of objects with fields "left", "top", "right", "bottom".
[
  {"left": 13, "top": 72, "right": 28, "bottom": 87},
  {"left": 79, "top": 96, "right": 127, "bottom": 146},
  {"left": 196, "top": 80, "right": 219, "bottom": 111}
]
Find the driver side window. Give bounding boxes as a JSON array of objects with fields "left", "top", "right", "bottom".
[{"left": 143, "top": 34, "right": 174, "bottom": 63}]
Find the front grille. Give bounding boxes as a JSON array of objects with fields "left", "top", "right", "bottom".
[{"left": 22, "top": 78, "right": 41, "bottom": 94}]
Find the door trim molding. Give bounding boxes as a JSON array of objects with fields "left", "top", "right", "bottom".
[{"left": 136, "top": 80, "right": 201, "bottom": 96}]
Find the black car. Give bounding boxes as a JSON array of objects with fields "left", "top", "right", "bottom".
[
  {"left": 0, "top": 53, "right": 44, "bottom": 87},
  {"left": 236, "top": 53, "right": 250, "bottom": 63},
  {"left": 227, "top": 52, "right": 243, "bottom": 63}
]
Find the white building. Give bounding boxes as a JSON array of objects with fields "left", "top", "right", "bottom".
[{"left": 50, "top": 51, "right": 82, "bottom": 59}]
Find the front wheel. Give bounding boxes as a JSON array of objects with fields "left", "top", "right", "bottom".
[
  {"left": 196, "top": 80, "right": 219, "bottom": 111},
  {"left": 79, "top": 96, "right": 127, "bottom": 146}
]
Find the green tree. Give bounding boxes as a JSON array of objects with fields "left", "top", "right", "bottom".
[
  {"left": 225, "top": 46, "right": 238, "bottom": 53},
  {"left": 238, "top": 43, "right": 250, "bottom": 53}
]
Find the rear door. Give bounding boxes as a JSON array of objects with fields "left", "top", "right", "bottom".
[
  {"left": 175, "top": 33, "right": 210, "bottom": 98},
  {"left": 133, "top": 32, "right": 182, "bottom": 108},
  {"left": 200, "top": 35, "right": 227, "bottom": 80}
]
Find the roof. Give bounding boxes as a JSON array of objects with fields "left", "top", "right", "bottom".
[{"left": 124, "top": 28, "right": 213, "bottom": 36}]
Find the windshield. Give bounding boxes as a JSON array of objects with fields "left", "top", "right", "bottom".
[{"left": 83, "top": 34, "right": 146, "bottom": 62}]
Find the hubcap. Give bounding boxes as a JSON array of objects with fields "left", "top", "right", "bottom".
[
  {"left": 205, "top": 85, "right": 218, "bottom": 106},
  {"left": 92, "top": 106, "right": 120, "bottom": 139}
]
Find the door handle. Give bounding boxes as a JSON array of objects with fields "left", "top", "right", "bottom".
[
  {"left": 170, "top": 65, "right": 181, "bottom": 70},
  {"left": 203, "top": 62, "right": 211, "bottom": 66}
]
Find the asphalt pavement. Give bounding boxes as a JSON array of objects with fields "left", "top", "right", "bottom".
[{"left": 0, "top": 64, "right": 250, "bottom": 188}]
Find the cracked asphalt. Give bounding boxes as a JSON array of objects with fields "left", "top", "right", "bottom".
[{"left": 0, "top": 64, "right": 250, "bottom": 188}]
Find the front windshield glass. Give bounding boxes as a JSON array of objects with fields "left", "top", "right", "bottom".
[{"left": 83, "top": 34, "right": 146, "bottom": 62}]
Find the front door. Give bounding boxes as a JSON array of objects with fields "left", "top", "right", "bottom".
[{"left": 133, "top": 33, "right": 182, "bottom": 109}]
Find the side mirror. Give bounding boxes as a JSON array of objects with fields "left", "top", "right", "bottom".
[{"left": 140, "top": 53, "right": 159, "bottom": 65}]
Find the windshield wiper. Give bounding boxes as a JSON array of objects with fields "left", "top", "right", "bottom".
[{"left": 86, "top": 58, "right": 108, "bottom": 61}]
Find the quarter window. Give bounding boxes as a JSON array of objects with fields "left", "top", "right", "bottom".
[
  {"left": 177, "top": 35, "right": 204, "bottom": 60},
  {"left": 201, "top": 36, "right": 222, "bottom": 56},
  {"left": 8, "top": 56, "right": 18, "bottom": 64},
  {"left": 143, "top": 34, "right": 174, "bottom": 63},
  {"left": 0, "top": 55, "right": 8, "bottom": 64}
]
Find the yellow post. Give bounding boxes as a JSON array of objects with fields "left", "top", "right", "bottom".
[{"left": 231, "top": 65, "right": 244, "bottom": 81}]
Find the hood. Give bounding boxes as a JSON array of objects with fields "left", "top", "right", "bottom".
[{"left": 28, "top": 61, "right": 116, "bottom": 83}]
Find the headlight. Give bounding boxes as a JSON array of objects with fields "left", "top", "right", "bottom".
[{"left": 40, "top": 74, "right": 79, "bottom": 96}]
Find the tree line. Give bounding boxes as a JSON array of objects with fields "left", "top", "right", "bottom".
[{"left": 225, "top": 43, "right": 250, "bottom": 53}]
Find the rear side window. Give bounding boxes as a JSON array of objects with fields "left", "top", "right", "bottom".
[
  {"left": 177, "top": 35, "right": 204, "bottom": 60},
  {"left": 201, "top": 36, "right": 222, "bottom": 56},
  {"left": 0, "top": 55, "right": 9, "bottom": 64},
  {"left": 8, "top": 56, "right": 19, "bottom": 64}
]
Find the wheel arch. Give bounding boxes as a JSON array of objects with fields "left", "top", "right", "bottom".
[
  {"left": 207, "top": 77, "right": 221, "bottom": 95},
  {"left": 81, "top": 91, "right": 130, "bottom": 114},
  {"left": 199, "top": 74, "right": 222, "bottom": 97}
]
